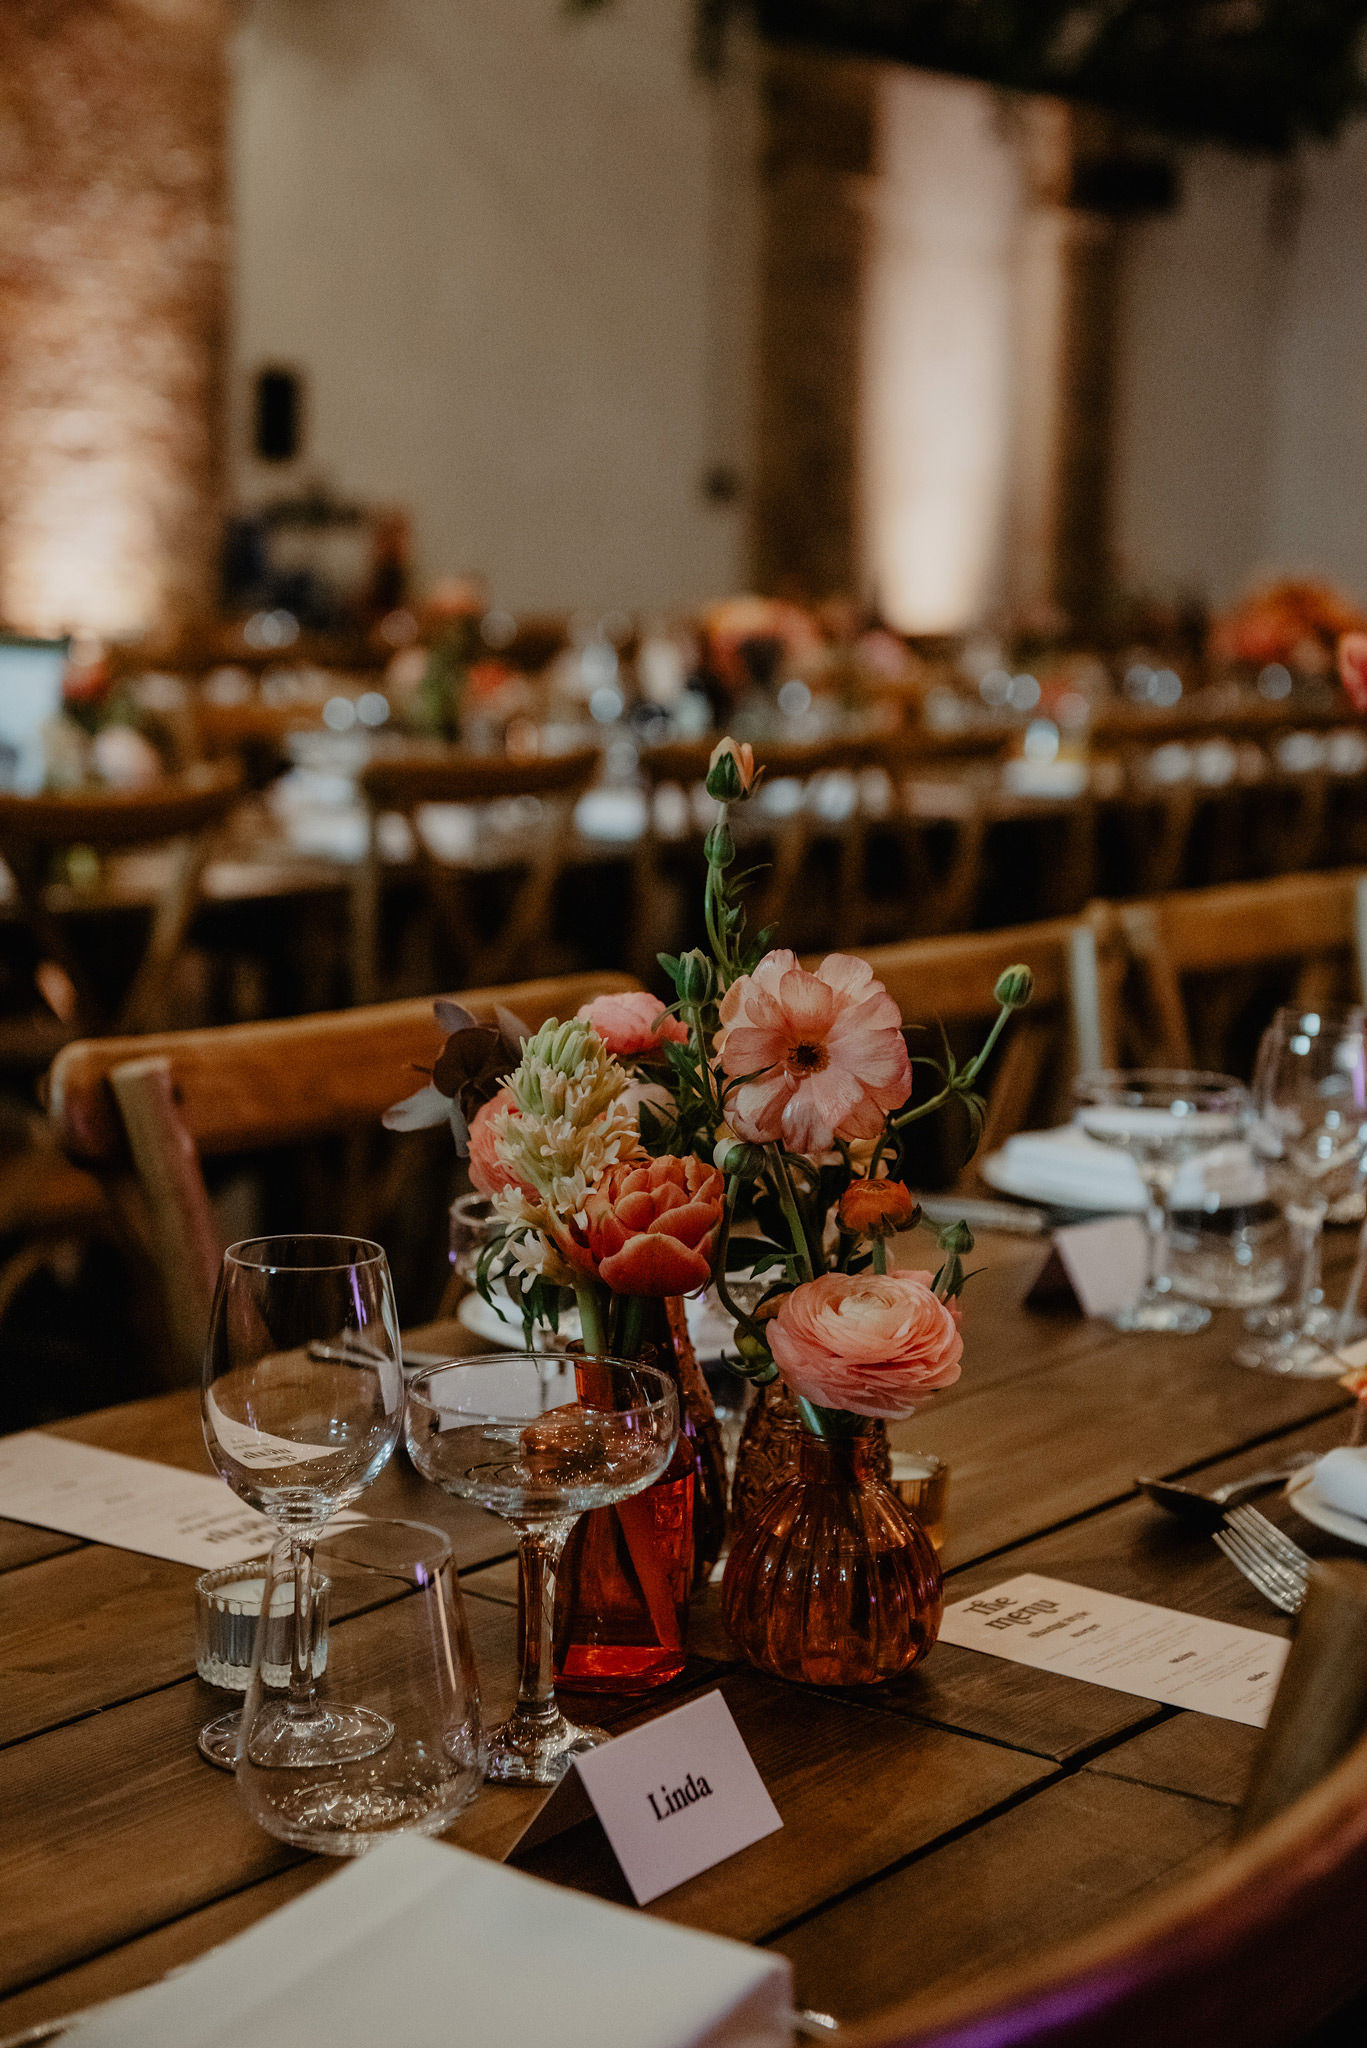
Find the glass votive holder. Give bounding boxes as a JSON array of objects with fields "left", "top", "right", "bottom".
[
  {"left": 889, "top": 1452, "right": 949, "bottom": 1552},
  {"left": 195, "top": 1560, "right": 330, "bottom": 1693},
  {"left": 449, "top": 1191, "right": 498, "bottom": 1287}
]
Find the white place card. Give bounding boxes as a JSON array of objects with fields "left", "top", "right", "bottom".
[
  {"left": 0, "top": 1431, "right": 275, "bottom": 1567},
  {"left": 512, "top": 1691, "right": 782, "bottom": 1905},
  {"left": 1027, "top": 1216, "right": 1148, "bottom": 1319},
  {"left": 940, "top": 1572, "right": 1289, "bottom": 1727}
]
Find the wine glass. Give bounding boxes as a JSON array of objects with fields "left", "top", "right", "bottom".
[
  {"left": 405, "top": 1353, "right": 678, "bottom": 1785},
  {"left": 1235, "top": 1006, "right": 1367, "bottom": 1376},
  {"left": 1073, "top": 1071, "right": 1251, "bottom": 1333},
  {"left": 199, "top": 1235, "right": 405, "bottom": 1769},
  {"left": 237, "top": 1519, "right": 484, "bottom": 1853}
]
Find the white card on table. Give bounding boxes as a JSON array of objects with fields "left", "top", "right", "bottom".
[
  {"left": 512, "top": 1691, "right": 782, "bottom": 1905},
  {"left": 1039, "top": 1216, "right": 1148, "bottom": 1319},
  {"left": 940, "top": 1572, "right": 1289, "bottom": 1727},
  {"left": 0, "top": 1431, "right": 275, "bottom": 1567}
]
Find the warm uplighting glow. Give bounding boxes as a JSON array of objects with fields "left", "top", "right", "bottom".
[
  {"left": 861, "top": 72, "right": 1021, "bottom": 633},
  {"left": 2, "top": 444, "right": 165, "bottom": 639}
]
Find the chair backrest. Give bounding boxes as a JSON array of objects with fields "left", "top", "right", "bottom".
[
  {"left": 0, "top": 760, "right": 241, "bottom": 852},
  {"left": 50, "top": 969, "right": 638, "bottom": 1380},
  {"left": 845, "top": 1724, "right": 1367, "bottom": 2048},
  {"left": 1113, "top": 869, "right": 1367, "bottom": 1067},
  {"left": 824, "top": 914, "right": 1115, "bottom": 1162},
  {"left": 0, "top": 763, "right": 244, "bottom": 1034},
  {"left": 353, "top": 744, "right": 602, "bottom": 998}
]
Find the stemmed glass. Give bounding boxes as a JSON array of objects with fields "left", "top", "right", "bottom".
[
  {"left": 1073, "top": 1071, "right": 1252, "bottom": 1333},
  {"left": 199, "top": 1235, "right": 405, "bottom": 1769},
  {"left": 405, "top": 1353, "right": 678, "bottom": 1784},
  {"left": 1235, "top": 1006, "right": 1367, "bottom": 1376}
]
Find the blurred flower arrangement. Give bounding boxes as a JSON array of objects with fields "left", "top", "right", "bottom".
[
  {"left": 1211, "top": 577, "right": 1365, "bottom": 677},
  {"left": 42, "top": 643, "right": 167, "bottom": 792}
]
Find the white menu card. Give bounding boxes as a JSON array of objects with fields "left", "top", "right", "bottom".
[
  {"left": 0, "top": 1431, "right": 274, "bottom": 1567},
  {"left": 940, "top": 1572, "right": 1289, "bottom": 1727}
]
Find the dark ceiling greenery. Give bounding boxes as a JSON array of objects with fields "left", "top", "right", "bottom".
[
  {"left": 574, "top": 0, "right": 1367, "bottom": 151},
  {"left": 754, "top": 0, "right": 1367, "bottom": 150}
]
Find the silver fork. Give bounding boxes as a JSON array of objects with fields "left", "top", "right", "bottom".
[{"left": 1213, "top": 1503, "right": 1313, "bottom": 1614}]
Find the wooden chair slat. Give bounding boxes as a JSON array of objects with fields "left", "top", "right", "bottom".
[{"left": 50, "top": 970, "right": 638, "bottom": 1166}]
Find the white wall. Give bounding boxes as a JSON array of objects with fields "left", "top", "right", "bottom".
[
  {"left": 1114, "top": 126, "right": 1367, "bottom": 608},
  {"left": 230, "top": 0, "right": 757, "bottom": 614},
  {"left": 862, "top": 70, "right": 1022, "bottom": 632}
]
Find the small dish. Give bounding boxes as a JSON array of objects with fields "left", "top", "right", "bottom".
[{"left": 1285, "top": 1465, "right": 1367, "bottom": 1549}]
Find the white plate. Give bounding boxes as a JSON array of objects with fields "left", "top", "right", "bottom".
[
  {"left": 979, "top": 1147, "right": 1140, "bottom": 1214},
  {"left": 1286, "top": 1464, "right": 1367, "bottom": 1549}
]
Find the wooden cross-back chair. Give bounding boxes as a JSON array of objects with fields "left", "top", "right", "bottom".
[
  {"left": 0, "top": 762, "right": 243, "bottom": 1041},
  {"left": 821, "top": 913, "right": 1115, "bottom": 1174},
  {"left": 845, "top": 726, "right": 1016, "bottom": 947},
  {"left": 48, "top": 969, "right": 637, "bottom": 1385},
  {"left": 1111, "top": 869, "right": 1367, "bottom": 1072},
  {"left": 353, "top": 744, "right": 601, "bottom": 1001},
  {"left": 632, "top": 733, "right": 877, "bottom": 982}
]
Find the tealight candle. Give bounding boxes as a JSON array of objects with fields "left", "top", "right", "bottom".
[
  {"left": 195, "top": 1562, "right": 329, "bottom": 1693},
  {"left": 889, "top": 1452, "right": 948, "bottom": 1552}
]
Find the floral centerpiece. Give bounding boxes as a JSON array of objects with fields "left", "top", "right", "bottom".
[{"left": 388, "top": 736, "right": 1030, "bottom": 1686}]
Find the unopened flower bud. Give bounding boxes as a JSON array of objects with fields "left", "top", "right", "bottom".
[
  {"left": 937, "top": 1218, "right": 975, "bottom": 1255},
  {"left": 993, "top": 964, "right": 1033, "bottom": 1010},
  {"left": 714, "top": 1137, "right": 765, "bottom": 1178},
  {"left": 705, "top": 737, "right": 756, "bottom": 801},
  {"left": 675, "top": 948, "right": 714, "bottom": 1005},
  {"left": 838, "top": 1177, "right": 919, "bottom": 1239},
  {"left": 704, "top": 821, "right": 735, "bottom": 869}
]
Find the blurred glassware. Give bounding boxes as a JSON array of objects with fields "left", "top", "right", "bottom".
[
  {"left": 1073, "top": 1071, "right": 1252, "bottom": 1334},
  {"left": 1168, "top": 1197, "right": 1288, "bottom": 1309},
  {"left": 448, "top": 1191, "right": 498, "bottom": 1289},
  {"left": 237, "top": 1519, "right": 483, "bottom": 1854},
  {"left": 199, "top": 1234, "right": 404, "bottom": 1770},
  {"left": 405, "top": 1354, "right": 677, "bottom": 1784},
  {"left": 1236, "top": 1006, "right": 1367, "bottom": 1376}
]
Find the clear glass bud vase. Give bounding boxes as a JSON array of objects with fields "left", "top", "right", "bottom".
[{"left": 721, "top": 1428, "right": 943, "bottom": 1687}]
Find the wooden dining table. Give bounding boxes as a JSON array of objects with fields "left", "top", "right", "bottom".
[{"left": 1, "top": 1227, "right": 1363, "bottom": 2040}]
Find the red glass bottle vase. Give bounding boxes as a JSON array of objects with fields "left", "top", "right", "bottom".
[
  {"left": 721, "top": 1426, "right": 943, "bottom": 1687},
  {"left": 552, "top": 1296, "right": 726, "bottom": 1692}
]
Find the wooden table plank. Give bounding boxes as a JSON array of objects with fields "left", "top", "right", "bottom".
[
  {"left": 516, "top": 1669, "right": 1053, "bottom": 1945},
  {"left": 769, "top": 1771, "right": 1233, "bottom": 2024},
  {"left": 0, "top": 1521, "right": 81, "bottom": 1575}
]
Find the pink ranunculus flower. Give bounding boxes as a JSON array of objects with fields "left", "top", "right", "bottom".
[
  {"left": 467, "top": 1089, "right": 526, "bottom": 1197},
  {"left": 715, "top": 950, "right": 913, "bottom": 1155},
  {"left": 768, "top": 1270, "right": 963, "bottom": 1419},
  {"left": 576, "top": 990, "right": 688, "bottom": 1058},
  {"left": 1340, "top": 632, "right": 1367, "bottom": 713}
]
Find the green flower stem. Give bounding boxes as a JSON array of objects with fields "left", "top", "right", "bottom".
[
  {"left": 770, "top": 1148, "right": 816, "bottom": 1283},
  {"left": 574, "top": 1281, "right": 609, "bottom": 1359},
  {"left": 615, "top": 1292, "right": 648, "bottom": 1361},
  {"left": 961, "top": 999, "right": 1014, "bottom": 1085},
  {"left": 712, "top": 1175, "right": 768, "bottom": 1348},
  {"left": 872, "top": 1237, "right": 887, "bottom": 1275}
]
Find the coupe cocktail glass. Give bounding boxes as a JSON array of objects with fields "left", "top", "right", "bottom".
[{"left": 405, "top": 1354, "right": 677, "bottom": 1784}]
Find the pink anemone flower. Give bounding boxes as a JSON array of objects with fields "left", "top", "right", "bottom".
[{"left": 715, "top": 950, "right": 913, "bottom": 1155}]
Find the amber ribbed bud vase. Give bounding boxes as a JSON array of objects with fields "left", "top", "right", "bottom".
[{"left": 721, "top": 1429, "right": 943, "bottom": 1687}]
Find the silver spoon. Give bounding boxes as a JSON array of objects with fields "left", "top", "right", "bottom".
[{"left": 1135, "top": 1456, "right": 1317, "bottom": 1530}]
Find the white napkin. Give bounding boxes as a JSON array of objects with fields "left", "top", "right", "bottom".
[
  {"left": 64, "top": 1837, "right": 792, "bottom": 2048},
  {"left": 1312, "top": 1446, "right": 1367, "bottom": 1523},
  {"left": 989, "top": 1124, "right": 1265, "bottom": 1214}
]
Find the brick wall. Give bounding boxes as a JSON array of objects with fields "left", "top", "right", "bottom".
[{"left": 0, "top": 0, "right": 228, "bottom": 638}]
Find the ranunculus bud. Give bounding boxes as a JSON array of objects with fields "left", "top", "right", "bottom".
[
  {"left": 838, "top": 1177, "right": 919, "bottom": 1239},
  {"left": 993, "top": 964, "right": 1033, "bottom": 1010},
  {"left": 705, "top": 736, "right": 756, "bottom": 801},
  {"left": 937, "top": 1218, "right": 975, "bottom": 1255},
  {"left": 704, "top": 821, "right": 735, "bottom": 869},
  {"left": 675, "top": 948, "right": 714, "bottom": 1005},
  {"left": 714, "top": 1136, "right": 765, "bottom": 1178}
]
